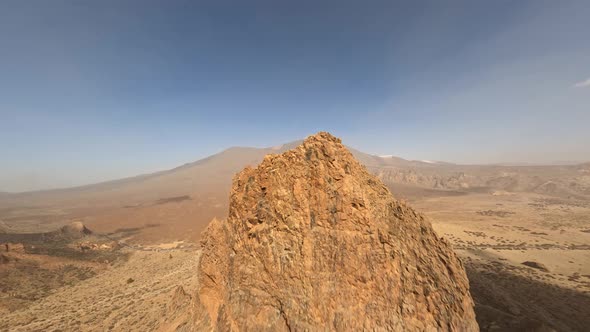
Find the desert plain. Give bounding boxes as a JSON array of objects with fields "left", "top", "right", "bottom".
[{"left": 1, "top": 141, "right": 589, "bottom": 331}]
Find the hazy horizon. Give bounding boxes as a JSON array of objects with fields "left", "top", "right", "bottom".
[
  {"left": 1, "top": 134, "right": 588, "bottom": 194},
  {"left": 2, "top": 0, "right": 589, "bottom": 192}
]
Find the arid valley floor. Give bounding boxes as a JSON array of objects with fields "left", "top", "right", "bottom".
[{"left": 1, "top": 141, "right": 589, "bottom": 331}]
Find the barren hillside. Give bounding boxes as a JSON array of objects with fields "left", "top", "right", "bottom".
[{"left": 1, "top": 140, "right": 587, "bottom": 244}]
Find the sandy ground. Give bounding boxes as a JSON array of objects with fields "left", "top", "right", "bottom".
[
  {"left": 1, "top": 249, "right": 200, "bottom": 332},
  {"left": 413, "top": 192, "right": 590, "bottom": 292},
  {"left": 1, "top": 191, "right": 589, "bottom": 331},
  {"left": 410, "top": 191, "right": 590, "bottom": 331}
]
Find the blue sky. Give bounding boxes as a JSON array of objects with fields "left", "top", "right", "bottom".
[{"left": 1, "top": 0, "right": 589, "bottom": 192}]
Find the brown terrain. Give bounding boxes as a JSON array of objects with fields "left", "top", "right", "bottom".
[{"left": 1, "top": 132, "right": 589, "bottom": 331}]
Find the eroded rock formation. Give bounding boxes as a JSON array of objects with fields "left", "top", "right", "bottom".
[{"left": 194, "top": 132, "right": 478, "bottom": 331}]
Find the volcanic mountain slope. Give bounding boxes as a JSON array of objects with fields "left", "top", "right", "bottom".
[
  {"left": 0, "top": 141, "right": 301, "bottom": 210},
  {"left": 189, "top": 132, "right": 478, "bottom": 331},
  {"left": 0, "top": 136, "right": 587, "bottom": 244},
  {"left": 1, "top": 139, "right": 586, "bottom": 210}
]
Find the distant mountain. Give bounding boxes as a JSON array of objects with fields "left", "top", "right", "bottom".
[
  {"left": 488, "top": 161, "right": 588, "bottom": 166},
  {"left": 0, "top": 140, "right": 308, "bottom": 242},
  {"left": 0, "top": 135, "right": 588, "bottom": 243},
  {"left": 0, "top": 138, "right": 588, "bottom": 208},
  {"left": 0, "top": 142, "right": 302, "bottom": 208}
]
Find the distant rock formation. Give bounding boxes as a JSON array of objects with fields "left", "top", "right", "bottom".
[
  {"left": 192, "top": 132, "right": 478, "bottom": 331},
  {"left": 0, "top": 221, "right": 92, "bottom": 243},
  {"left": 60, "top": 221, "right": 93, "bottom": 238}
]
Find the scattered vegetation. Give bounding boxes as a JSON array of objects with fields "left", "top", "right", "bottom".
[{"left": 476, "top": 210, "right": 515, "bottom": 218}]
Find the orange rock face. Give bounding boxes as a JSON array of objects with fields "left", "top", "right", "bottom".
[{"left": 194, "top": 132, "right": 478, "bottom": 331}]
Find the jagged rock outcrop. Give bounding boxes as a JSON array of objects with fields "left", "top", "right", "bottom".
[{"left": 194, "top": 132, "right": 478, "bottom": 331}]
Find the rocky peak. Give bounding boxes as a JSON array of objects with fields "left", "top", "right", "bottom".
[{"left": 193, "top": 132, "right": 478, "bottom": 331}]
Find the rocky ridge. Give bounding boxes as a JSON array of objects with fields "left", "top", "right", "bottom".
[{"left": 192, "top": 132, "right": 478, "bottom": 331}]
